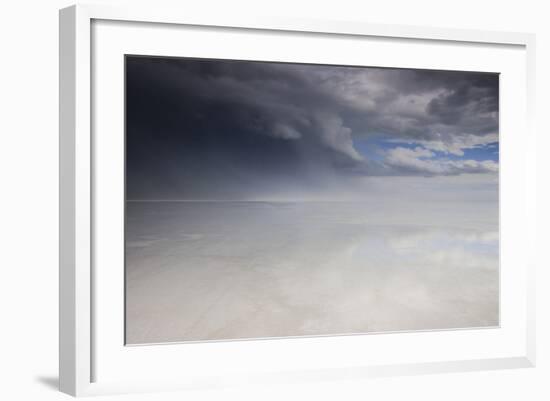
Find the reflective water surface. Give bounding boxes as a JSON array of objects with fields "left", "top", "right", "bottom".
[{"left": 125, "top": 201, "right": 498, "bottom": 344}]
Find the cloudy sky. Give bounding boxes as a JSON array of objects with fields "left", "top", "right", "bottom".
[{"left": 126, "top": 56, "right": 499, "bottom": 201}]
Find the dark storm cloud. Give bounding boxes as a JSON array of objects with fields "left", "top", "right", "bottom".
[{"left": 126, "top": 56, "right": 498, "bottom": 199}]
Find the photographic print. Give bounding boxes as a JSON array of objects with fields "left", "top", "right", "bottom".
[{"left": 125, "top": 56, "right": 499, "bottom": 345}]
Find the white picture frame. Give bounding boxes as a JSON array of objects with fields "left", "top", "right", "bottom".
[{"left": 59, "top": 3, "right": 536, "bottom": 397}]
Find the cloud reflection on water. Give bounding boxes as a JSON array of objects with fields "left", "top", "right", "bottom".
[{"left": 125, "top": 201, "right": 498, "bottom": 344}]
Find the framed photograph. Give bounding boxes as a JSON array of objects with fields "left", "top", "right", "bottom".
[{"left": 59, "top": 4, "right": 536, "bottom": 396}]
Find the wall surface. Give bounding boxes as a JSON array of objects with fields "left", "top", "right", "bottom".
[{"left": 0, "top": 0, "right": 548, "bottom": 399}]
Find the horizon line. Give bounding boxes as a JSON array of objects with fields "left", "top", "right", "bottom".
[{"left": 126, "top": 199, "right": 373, "bottom": 203}]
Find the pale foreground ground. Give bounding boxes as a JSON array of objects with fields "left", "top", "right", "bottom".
[{"left": 125, "top": 200, "right": 498, "bottom": 344}]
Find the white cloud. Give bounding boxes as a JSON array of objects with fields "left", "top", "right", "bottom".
[
  {"left": 385, "top": 145, "right": 498, "bottom": 176},
  {"left": 390, "top": 133, "right": 498, "bottom": 156},
  {"left": 314, "top": 113, "right": 364, "bottom": 161}
]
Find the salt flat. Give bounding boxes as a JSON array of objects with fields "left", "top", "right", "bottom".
[{"left": 125, "top": 201, "right": 498, "bottom": 344}]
